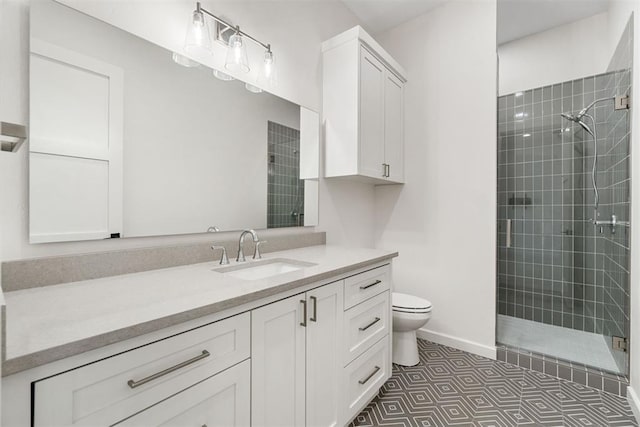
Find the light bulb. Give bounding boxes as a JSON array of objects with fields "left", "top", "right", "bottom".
[
  {"left": 225, "top": 32, "right": 250, "bottom": 73},
  {"left": 258, "top": 50, "right": 277, "bottom": 87},
  {"left": 184, "top": 9, "right": 212, "bottom": 56}
]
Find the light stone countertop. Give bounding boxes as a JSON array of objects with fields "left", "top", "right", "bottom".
[{"left": 3, "top": 245, "right": 397, "bottom": 375}]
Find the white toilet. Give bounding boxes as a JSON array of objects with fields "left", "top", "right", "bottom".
[{"left": 392, "top": 292, "right": 433, "bottom": 366}]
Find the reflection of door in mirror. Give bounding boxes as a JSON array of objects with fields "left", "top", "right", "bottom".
[{"left": 29, "top": 39, "right": 123, "bottom": 243}]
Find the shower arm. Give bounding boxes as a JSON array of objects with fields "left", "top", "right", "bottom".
[{"left": 578, "top": 94, "right": 630, "bottom": 119}]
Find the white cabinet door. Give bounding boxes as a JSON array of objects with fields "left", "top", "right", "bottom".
[
  {"left": 306, "top": 281, "right": 343, "bottom": 427},
  {"left": 358, "top": 46, "right": 385, "bottom": 180},
  {"left": 115, "top": 360, "right": 250, "bottom": 427},
  {"left": 252, "top": 295, "right": 306, "bottom": 427},
  {"left": 384, "top": 71, "right": 404, "bottom": 183}
]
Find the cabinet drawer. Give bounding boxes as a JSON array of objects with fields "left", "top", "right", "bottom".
[
  {"left": 343, "top": 336, "right": 390, "bottom": 423},
  {"left": 344, "top": 291, "right": 390, "bottom": 365},
  {"left": 115, "top": 359, "right": 250, "bottom": 427},
  {"left": 344, "top": 265, "right": 390, "bottom": 309},
  {"left": 34, "top": 313, "right": 250, "bottom": 427}
]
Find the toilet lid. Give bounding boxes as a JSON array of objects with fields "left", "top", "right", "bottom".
[{"left": 392, "top": 292, "right": 432, "bottom": 313}]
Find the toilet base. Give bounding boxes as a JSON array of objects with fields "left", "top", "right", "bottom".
[{"left": 392, "top": 330, "right": 420, "bottom": 366}]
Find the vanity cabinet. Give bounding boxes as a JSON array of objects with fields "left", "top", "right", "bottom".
[
  {"left": 20, "top": 261, "right": 393, "bottom": 427},
  {"left": 323, "top": 26, "right": 406, "bottom": 185},
  {"left": 252, "top": 280, "right": 344, "bottom": 427}
]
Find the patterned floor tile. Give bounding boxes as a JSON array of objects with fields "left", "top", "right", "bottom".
[{"left": 351, "top": 340, "right": 637, "bottom": 427}]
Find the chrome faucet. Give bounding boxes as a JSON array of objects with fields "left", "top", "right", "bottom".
[{"left": 237, "top": 229, "right": 259, "bottom": 262}]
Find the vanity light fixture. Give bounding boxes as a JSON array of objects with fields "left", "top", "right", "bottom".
[
  {"left": 258, "top": 50, "right": 277, "bottom": 87},
  {"left": 180, "top": 2, "right": 276, "bottom": 85},
  {"left": 184, "top": 5, "right": 213, "bottom": 56},
  {"left": 225, "top": 29, "right": 250, "bottom": 72}
]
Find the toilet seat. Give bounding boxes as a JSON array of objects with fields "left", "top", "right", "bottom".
[{"left": 392, "top": 292, "right": 432, "bottom": 314}]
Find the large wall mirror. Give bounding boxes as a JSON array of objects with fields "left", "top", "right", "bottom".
[{"left": 29, "top": 0, "right": 319, "bottom": 243}]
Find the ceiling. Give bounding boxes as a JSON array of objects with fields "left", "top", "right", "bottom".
[
  {"left": 497, "top": 0, "right": 609, "bottom": 45},
  {"left": 340, "top": 0, "right": 610, "bottom": 44},
  {"left": 340, "top": 0, "right": 447, "bottom": 35}
]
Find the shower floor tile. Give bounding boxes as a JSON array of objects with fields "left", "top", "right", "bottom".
[
  {"left": 497, "top": 314, "right": 620, "bottom": 373},
  {"left": 350, "top": 340, "right": 636, "bottom": 427}
]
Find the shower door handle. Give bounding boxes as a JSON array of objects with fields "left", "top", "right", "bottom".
[{"left": 506, "top": 219, "right": 512, "bottom": 248}]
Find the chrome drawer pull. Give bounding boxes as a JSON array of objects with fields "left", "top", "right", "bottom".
[
  {"left": 127, "top": 350, "right": 210, "bottom": 389},
  {"left": 300, "top": 299, "right": 307, "bottom": 327},
  {"left": 359, "top": 317, "right": 381, "bottom": 331},
  {"left": 310, "top": 296, "right": 318, "bottom": 322},
  {"left": 358, "top": 366, "right": 381, "bottom": 385},
  {"left": 360, "top": 280, "right": 382, "bottom": 290}
]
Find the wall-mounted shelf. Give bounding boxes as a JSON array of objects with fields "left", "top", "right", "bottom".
[{"left": 0, "top": 122, "right": 27, "bottom": 153}]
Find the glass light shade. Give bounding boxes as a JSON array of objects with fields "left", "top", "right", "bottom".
[
  {"left": 213, "top": 69, "right": 235, "bottom": 81},
  {"left": 258, "top": 51, "right": 277, "bottom": 87},
  {"left": 225, "top": 33, "right": 250, "bottom": 73},
  {"left": 245, "top": 83, "right": 263, "bottom": 93},
  {"left": 172, "top": 52, "right": 200, "bottom": 67},
  {"left": 184, "top": 10, "right": 212, "bottom": 56}
]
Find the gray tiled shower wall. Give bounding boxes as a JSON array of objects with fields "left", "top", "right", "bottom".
[
  {"left": 267, "top": 121, "right": 305, "bottom": 228},
  {"left": 496, "top": 17, "right": 632, "bottom": 373}
]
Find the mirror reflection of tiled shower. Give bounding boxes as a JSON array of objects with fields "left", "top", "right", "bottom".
[
  {"left": 496, "top": 20, "right": 632, "bottom": 375},
  {"left": 267, "top": 121, "right": 305, "bottom": 228}
]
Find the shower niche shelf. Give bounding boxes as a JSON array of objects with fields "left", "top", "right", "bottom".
[{"left": 509, "top": 194, "right": 532, "bottom": 207}]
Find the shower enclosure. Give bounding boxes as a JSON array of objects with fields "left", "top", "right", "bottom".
[
  {"left": 267, "top": 121, "right": 305, "bottom": 228},
  {"left": 496, "top": 21, "right": 633, "bottom": 376}
]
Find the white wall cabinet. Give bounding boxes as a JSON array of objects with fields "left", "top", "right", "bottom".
[
  {"left": 323, "top": 26, "right": 407, "bottom": 185},
  {"left": 252, "top": 280, "right": 344, "bottom": 427}
]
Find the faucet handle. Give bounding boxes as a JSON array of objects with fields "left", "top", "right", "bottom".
[
  {"left": 253, "top": 240, "right": 267, "bottom": 259},
  {"left": 211, "top": 245, "right": 229, "bottom": 265}
]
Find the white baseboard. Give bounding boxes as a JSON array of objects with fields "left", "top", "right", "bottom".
[
  {"left": 417, "top": 328, "right": 496, "bottom": 360},
  {"left": 627, "top": 387, "right": 640, "bottom": 422}
]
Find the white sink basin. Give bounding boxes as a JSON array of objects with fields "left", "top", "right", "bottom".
[{"left": 214, "top": 258, "right": 316, "bottom": 281}]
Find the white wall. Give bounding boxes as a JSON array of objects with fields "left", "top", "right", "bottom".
[
  {"left": 0, "top": 0, "right": 374, "bottom": 261},
  {"left": 498, "top": 12, "right": 610, "bottom": 95},
  {"left": 375, "top": 0, "right": 498, "bottom": 358},
  {"left": 607, "top": 0, "right": 640, "bottom": 415}
]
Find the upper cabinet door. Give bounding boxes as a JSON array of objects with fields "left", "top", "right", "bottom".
[
  {"left": 384, "top": 72, "right": 404, "bottom": 183},
  {"left": 358, "top": 47, "right": 386, "bottom": 180}
]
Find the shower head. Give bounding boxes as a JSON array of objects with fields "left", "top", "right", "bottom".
[
  {"left": 561, "top": 112, "right": 594, "bottom": 137},
  {"left": 561, "top": 95, "right": 619, "bottom": 126},
  {"left": 577, "top": 119, "right": 595, "bottom": 137}
]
